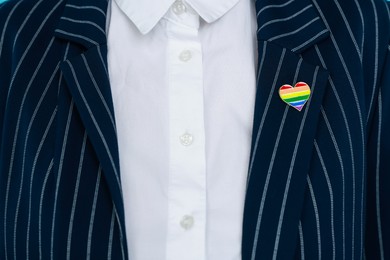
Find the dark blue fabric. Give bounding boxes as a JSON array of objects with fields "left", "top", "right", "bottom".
[{"left": 0, "top": 0, "right": 389, "bottom": 259}]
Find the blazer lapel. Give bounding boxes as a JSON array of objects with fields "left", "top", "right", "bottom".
[
  {"left": 255, "top": 0, "right": 329, "bottom": 53},
  {"left": 243, "top": 1, "right": 330, "bottom": 259},
  {"left": 52, "top": 0, "right": 332, "bottom": 259},
  {"left": 54, "top": 0, "right": 126, "bottom": 240}
]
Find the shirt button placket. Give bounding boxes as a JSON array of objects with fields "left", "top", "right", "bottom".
[
  {"left": 180, "top": 133, "right": 193, "bottom": 146},
  {"left": 167, "top": 4, "right": 205, "bottom": 259},
  {"left": 179, "top": 50, "right": 192, "bottom": 62},
  {"left": 180, "top": 215, "right": 195, "bottom": 230}
]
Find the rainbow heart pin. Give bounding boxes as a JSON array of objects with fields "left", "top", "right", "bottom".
[{"left": 279, "top": 82, "right": 311, "bottom": 111}]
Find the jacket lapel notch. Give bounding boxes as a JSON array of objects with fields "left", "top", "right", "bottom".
[
  {"left": 59, "top": 44, "right": 127, "bottom": 237},
  {"left": 255, "top": 0, "right": 329, "bottom": 53},
  {"left": 54, "top": 0, "right": 108, "bottom": 48},
  {"left": 55, "top": 0, "right": 126, "bottom": 236}
]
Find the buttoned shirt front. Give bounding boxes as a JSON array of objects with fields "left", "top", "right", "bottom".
[{"left": 106, "top": 0, "right": 257, "bottom": 259}]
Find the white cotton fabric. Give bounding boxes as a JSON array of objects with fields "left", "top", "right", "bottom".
[{"left": 106, "top": 0, "right": 258, "bottom": 258}]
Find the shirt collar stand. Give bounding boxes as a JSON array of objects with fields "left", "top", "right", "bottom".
[{"left": 114, "top": 0, "right": 240, "bottom": 35}]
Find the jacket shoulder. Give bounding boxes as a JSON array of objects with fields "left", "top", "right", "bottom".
[
  {"left": 0, "top": 0, "right": 66, "bottom": 95},
  {"left": 0, "top": 0, "right": 65, "bottom": 50}
]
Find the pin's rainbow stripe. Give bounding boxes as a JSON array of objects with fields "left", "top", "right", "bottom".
[{"left": 279, "top": 82, "right": 311, "bottom": 111}]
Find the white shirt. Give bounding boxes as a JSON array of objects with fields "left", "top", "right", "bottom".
[{"left": 106, "top": 0, "right": 257, "bottom": 259}]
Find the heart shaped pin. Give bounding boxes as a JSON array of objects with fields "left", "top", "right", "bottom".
[{"left": 279, "top": 82, "right": 311, "bottom": 111}]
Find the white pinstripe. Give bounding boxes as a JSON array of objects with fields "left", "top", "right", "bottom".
[
  {"left": 269, "top": 17, "right": 320, "bottom": 42},
  {"left": 333, "top": 0, "right": 362, "bottom": 61},
  {"left": 25, "top": 64, "right": 60, "bottom": 260},
  {"left": 27, "top": 110, "right": 57, "bottom": 258},
  {"left": 272, "top": 67, "right": 320, "bottom": 260},
  {"left": 114, "top": 205, "right": 125, "bottom": 259},
  {"left": 314, "top": 44, "right": 357, "bottom": 260},
  {"left": 0, "top": 0, "right": 23, "bottom": 59},
  {"left": 299, "top": 221, "right": 305, "bottom": 260},
  {"left": 60, "top": 17, "right": 105, "bottom": 34},
  {"left": 352, "top": 0, "right": 365, "bottom": 57},
  {"left": 65, "top": 4, "right": 106, "bottom": 17},
  {"left": 51, "top": 99, "right": 74, "bottom": 260},
  {"left": 97, "top": 45, "right": 108, "bottom": 75},
  {"left": 66, "top": 131, "right": 87, "bottom": 260},
  {"left": 45, "top": 43, "right": 70, "bottom": 260},
  {"left": 38, "top": 158, "right": 54, "bottom": 260},
  {"left": 257, "top": 5, "right": 313, "bottom": 33},
  {"left": 312, "top": 0, "right": 365, "bottom": 152},
  {"left": 7, "top": 37, "right": 55, "bottom": 260},
  {"left": 247, "top": 47, "right": 286, "bottom": 185},
  {"left": 246, "top": 41, "right": 268, "bottom": 186},
  {"left": 314, "top": 139, "right": 336, "bottom": 260},
  {"left": 250, "top": 57, "right": 302, "bottom": 260},
  {"left": 66, "top": 61, "right": 126, "bottom": 258},
  {"left": 3, "top": 34, "right": 60, "bottom": 254},
  {"left": 7, "top": 0, "right": 64, "bottom": 100},
  {"left": 324, "top": 7, "right": 369, "bottom": 249},
  {"left": 366, "top": 0, "right": 380, "bottom": 124},
  {"left": 86, "top": 167, "right": 102, "bottom": 260},
  {"left": 329, "top": 78, "right": 358, "bottom": 260},
  {"left": 291, "top": 29, "right": 328, "bottom": 53},
  {"left": 81, "top": 53, "right": 116, "bottom": 130},
  {"left": 320, "top": 106, "right": 345, "bottom": 260},
  {"left": 54, "top": 29, "right": 98, "bottom": 46},
  {"left": 307, "top": 176, "right": 322, "bottom": 260},
  {"left": 64, "top": 61, "right": 122, "bottom": 193},
  {"left": 250, "top": 106, "right": 289, "bottom": 260},
  {"left": 114, "top": 208, "right": 126, "bottom": 260},
  {"left": 256, "top": 0, "right": 295, "bottom": 17},
  {"left": 107, "top": 208, "right": 115, "bottom": 260},
  {"left": 57, "top": 43, "right": 70, "bottom": 96},
  {"left": 376, "top": 90, "right": 384, "bottom": 260},
  {"left": 12, "top": 0, "right": 46, "bottom": 50}
]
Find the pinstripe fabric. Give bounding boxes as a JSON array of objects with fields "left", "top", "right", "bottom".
[
  {"left": 0, "top": 0, "right": 126, "bottom": 259},
  {"left": 0, "top": 0, "right": 389, "bottom": 259},
  {"left": 243, "top": 0, "right": 390, "bottom": 259}
]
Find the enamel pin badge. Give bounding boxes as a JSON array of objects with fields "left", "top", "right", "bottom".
[{"left": 279, "top": 82, "right": 311, "bottom": 111}]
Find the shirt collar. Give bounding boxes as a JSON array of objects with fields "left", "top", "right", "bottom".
[
  {"left": 113, "top": 0, "right": 240, "bottom": 34},
  {"left": 187, "top": 0, "right": 240, "bottom": 23}
]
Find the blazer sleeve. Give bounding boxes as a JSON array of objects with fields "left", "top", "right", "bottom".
[{"left": 365, "top": 43, "right": 390, "bottom": 259}]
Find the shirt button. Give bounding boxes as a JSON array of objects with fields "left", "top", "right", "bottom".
[
  {"left": 172, "top": 0, "right": 186, "bottom": 15},
  {"left": 179, "top": 50, "right": 192, "bottom": 62},
  {"left": 180, "top": 215, "right": 194, "bottom": 230},
  {"left": 180, "top": 133, "right": 193, "bottom": 146}
]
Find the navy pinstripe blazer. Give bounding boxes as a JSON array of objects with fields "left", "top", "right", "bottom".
[{"left": 0, "top": 0, "right": 389, "bottom": 259}]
